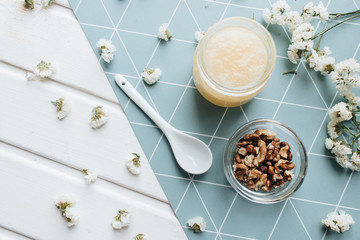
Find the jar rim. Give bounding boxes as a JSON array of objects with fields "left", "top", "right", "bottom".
[{"left": 196, "top": 17, "right": 277, "bottom": 95}]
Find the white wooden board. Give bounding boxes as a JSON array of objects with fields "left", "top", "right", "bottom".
[{"left": 0, "top": 0, "right": 186, "bottom": 239}]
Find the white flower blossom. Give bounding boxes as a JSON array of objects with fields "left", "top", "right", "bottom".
[
  {"left": 307, "top": 48, "right": 335, "bottom": 75},
  {"left": 26, "top": 60, "right": 54, "bottom": 80},
  {"left": 349, "top": 152, "right": 360, "bottom": 171},
  {"left": 96, "top": 39, "right": 116, "bottom": 63},
  {"left": 64, "top": 207, "right": 79, "bottom": 227},
  {"left": 157, "top": 23, "right": 172, "bottom": 41},
  {"left": 141, "top": 68, "right": 162, "bottom": 85},
  {"left": 327, "top": 121, "right": 340, "bottom": 139},
  {"left": 285, "top": 11, "right": 303, "bottom": 32},
  {"left": 135, "top": 234, "right": 147, "bottom": 240},
  {"left": 263, "top": 0, "right": 290, "bottom": 26},
  {"left": 287, "top": 43, "right": 302, "bottom": 64},
  {"left": 55, "top": 195, "right": 78, "bottom": 227},
  {"left": 89, "top": 106, "right": 109, "bottom": 129},
  {"left": 51, "top": 98, "right": 71, "bottom": 120},
  {"left": 335, "top": 155, "right": 351, "bottom": 169},
  {"left": 325, "top": 138, "right": 335, "bottom": 150},
  {"left": 331, "top": 140, "right": 352, "bottom": 156},
  {"left": 314, "top": 2, "right": 329, "bottom": 23},
  {"left": 111, "top": 209, "right": 131, "bottom": 230},
  {"left": 302, "top": 2, "right": 315, "bottom": 22},
  {"left": 322, "top": 210, "right": 355, "bottom": 233},
  {"left": 329, "top": 102, "right": 353, "bottom": 123},
  {"left": 331, "top": 58, "right": 360, "bottom": 88},
  {"left": 25, "top": 0, "right": 55, "bottom": 9},
  {"left": 126, "top": 153, "right": 141, "bottom": 175},
  {"left": 292, "top": 23, "right": 314, "bottom": 43},
  {"left": 194, "top": 31, "right": 205, "bottom": 42},
  {"left": 187, "top": 216, "right": 206, "bottom": 232},
  {"left": 82, "top": 169, "right": 97, "bottom": 184}
]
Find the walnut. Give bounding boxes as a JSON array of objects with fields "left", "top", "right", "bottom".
[
  {"left": 255, "top": 129, "right": 276, "bottom": 141},
  {"left": 233, "top": 129, "right": 295, "bottom": 192},
  {"left": 272, "top": 173, "right": 283, "bottom": 182},
  {"left": 262, "top": 179, "right": 272, "bottom": 192},
  {"left": 238, "top": 147, "right": 247, "bottom": 156},
  {"left": 275, "top": 159, "right": 295, "bottom": 170},
  {"left": 234, "top": 164, "right": 248, "bottom": 181},
  {"left": 253, "top": 139, "right": 266, "bottom": 167},
  {"left": 283, "top": 170, "right": 295, "bottom": 182},
  {"left": 244, "top": 155, "right": 255, "bottom": 168},
  {"left": 255, "top": 174, "right": 268, "bottom": 191},
  {"left": 248, "top": 169, "right": 262, "bottom": 179},
  {"left": 236, "top": 140, "right": 252, "bottom": 147},
  {"left": 244, "top": 133, "right": 260, "bottom": 142},
  {"left": 259, "top": 165, "right": 268, "bottom": 173},
  {"left": 279, "top": 142, "right": 290, "bottom": 159},
  {"left": 243, "top": 179, "right": 256, "bottom": 190},
  {"left": 273, "top": 180, "right": 286, "bottom": 189},
  {"left": 235, "top": 154, "right": 242, "bottom": 163},
  {"left": 265, "top": 140, "right": 281, "bottom": 162},
  {"left": 246, "top": 145, "right": 257, "bottom": 155}
]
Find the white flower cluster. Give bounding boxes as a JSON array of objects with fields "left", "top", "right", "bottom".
[
  {"left": 187, "top": 216, "right": 206, "bottom": 232},
  {"left": 331, "top": 59, "right": 360, "bottom": 104},
  {"left": 157, "top": 23, "right": 172, "bottom": 41},
  {"left": 26, "top": 60, "right": 54, "bottom": 81},
  {"left": 135, "top": 233, "right": 147, "bottom": 240},
  {"left": 25, "top": 0, "right": 55, "bottom": 9},
  {"left": 264, "top": 1, "right": 330, "bottom": 66},
  {"left": 54, "top": 195, "right": 79, "bottom": 227},
  {"left": 82, "top": 169, "right": 97, "bottom": 184},
  {"left": 96, "top": 39, "right": 116, "bottom": 63},
  {"left": 89, "top": 106, "right": 109, "bottom": 129},
  {"left": 141, "top": 68, "right": 162, "bottom": 85},
  {"left": 51, "top": 98, "right": 71, "bottom": 120},
  {"left": 194, "top": 31, "right": 205, "bottom": 43},
  {"left": 325, "top": 101, "right": 360, "bottom": 171},
  {"left": 307, "top": 47, "right": 335, "bottom": 75},
  {"left": 111, "top": 209, "right": 131, "bottom": 230},
  {"left": 126, "top": 153, "right": 141, "bottom": 175},
  {"left": 322, "top": 210, "right": 355, "bottom": 233}
]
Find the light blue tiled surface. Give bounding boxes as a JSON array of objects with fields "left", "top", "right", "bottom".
[{"left": 68, "top": 0, "right": 360, "bottom": 239}]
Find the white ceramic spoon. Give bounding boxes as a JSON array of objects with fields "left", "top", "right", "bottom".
[{"left": 115, "top": 75, "right": 213, "bottom": 174}]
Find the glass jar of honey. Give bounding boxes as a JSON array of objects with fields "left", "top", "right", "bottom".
[{"left": 193, "top": 17, "right": 276, "bottom": 107}]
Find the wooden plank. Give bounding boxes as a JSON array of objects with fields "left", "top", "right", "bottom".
[
  {"left": 0, "top": 0, "right": 119, "bottom": 104},
  {"left": 0, "top": 227, "right": 31, "bottom": 240},
  {"left": 0, "top": 63, "right": 167, "bottom": 203},
  {"left": 0, "top": 142, "right": 187, "bottom": 240}
]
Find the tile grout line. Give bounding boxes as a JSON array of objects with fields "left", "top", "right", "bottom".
[
  {"left": 208, "top": 108, "right": 228, "bottom": 146},
  {"left": 267, "top": 199, "right": 288, "bottom": 240},
  {"left": 240, "top": 105, "right": 249, "bottom": 122},
  {"left": 321, "top": 171, "right": 354, "bottom": 240},
  {"left": 123, "top": 0, "right": 182, "bottom": 111},
  {"left": 289, "top": 199, "right": 312, "bottom": 240},
  {"left": 73, "top": 0, "right": 83, "bottom": 13},
  {"left": 353, "top": 0, "right": 360, "bottom": 9},
  {"left": 183, "top": 0, "right": 202, "bottom": 31},
  {"left": 203, "top": 0, "right": 265, "bottom": 11},
  {"left": 301, "top": 61, "right": 329, "bottom": 109},
  {"left": 272, "top": 62, "right": 302, "bottom": 119},
  {"left": 215, "top": 194, "right": 238, "bottom": 239},
  {"left": 192, "top": 181, "right": 222, "bottom": 237}
]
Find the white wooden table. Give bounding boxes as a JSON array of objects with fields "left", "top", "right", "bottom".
[{"left": 0, "top": 0, "right": 187, "bottom": 239}]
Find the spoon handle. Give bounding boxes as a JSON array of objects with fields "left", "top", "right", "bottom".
[{"left": 115, "top": 74, "right": 171, "bottom": 133}]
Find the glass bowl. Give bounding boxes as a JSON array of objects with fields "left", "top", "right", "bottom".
[{"left": 223, "top": 119, "right": 307, "bottom": 204}]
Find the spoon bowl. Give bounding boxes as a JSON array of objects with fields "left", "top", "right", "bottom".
[
  {"left": 166, "top": 128, "right": 212, "bottom": 174},
  {"left": 115, "top": 74, "right": 213, "bottom": 174}
]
